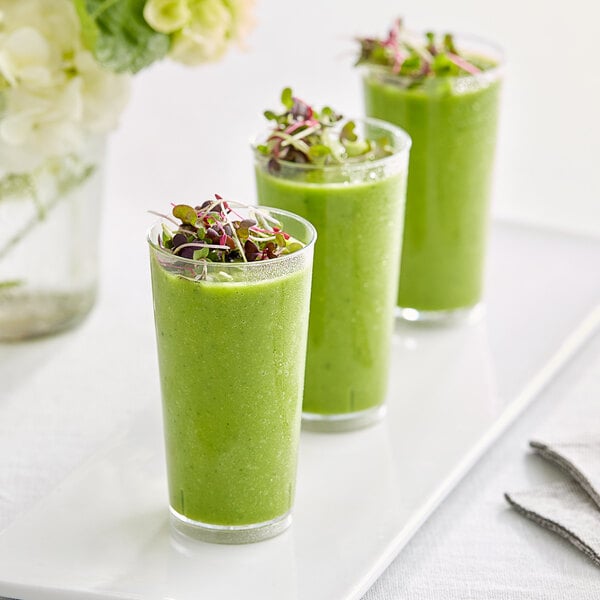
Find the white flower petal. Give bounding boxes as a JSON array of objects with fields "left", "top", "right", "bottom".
[
  {"left": 0, "top": 0, "right": 129, "bottom": 170},
  {"left": 0, "top": 110, "right": 38, "bottom": 145},
  {"left": 4, "top": 26, "right": 50, "bottom": 64}
]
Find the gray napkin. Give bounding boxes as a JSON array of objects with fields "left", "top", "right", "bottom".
[{"left": 505, "top": 437, "right": 600, "bottom": 567}]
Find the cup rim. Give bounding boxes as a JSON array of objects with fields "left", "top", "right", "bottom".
[
  {"left": 147, "top": 204, "right": 317, "bottom": 271},
  {"left": 251, "top": 116, "right": 411, "bottom": 174}
]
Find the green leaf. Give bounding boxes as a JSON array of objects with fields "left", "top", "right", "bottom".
[
  {"left": 72, "top": 0, "right": 171, "bottom": 73},
  {"left": 431, "top": 53, "right": 459, "bottom": 76},
  {"left": 259, "top": 86, "right": 393, "bottom": 168},
  {"left": 193, "top": 247, "right": 209, "bottom": 260},
  {"left": 401, "top": 53, "right": 422, "bottom": 73},
  {"left": 161, "top": 223, "right": 173, "bottom": 246},
  {"left": 319, "top": 105, "right": 342, "bottom": 125},
  {"left": 0, "top": 280, "right": 23, "bottom": 292},
  {"left": 307, "top": 144, "right": 331, "bottom": 163},
  {"left": 172, "top": 204, "right": 198, "bottom": 226},
  {"left": 282, "top": 241, "right": 304, "bottom": 255},
  {"left": 73, "top": 0, "right": 99, "bottom": 51},
  {"left": 340, "top": 120, "right": 358, "bottom": 142},
  {"left": 321, "top": 106, "right": 333, "bottom": 119},
  {"left": 356, "top": 22, "right": 487, "bottom": 88},
  {"left": 425, "top": 31, "right": 435, "bottom": 50},
  {"left": 343, "top": 138, "right": 371, "bottom": 158},
  {"left": 0, "top": 172, "right": 36, "bottom": 204},
  {"left": 281, "top": 87, "right": 293, "bottom": 110},
  {"left": 263, "top": 110, "right": 278, "bottom": 121},
  {"left": 236, "top": 227, "right": 249, "bottom": 243},
  {"left": 443, "top": 33, "right": 457, "bottom": 54}
]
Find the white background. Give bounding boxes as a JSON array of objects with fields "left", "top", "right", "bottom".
[{"left": 112, "top": 0, "right": 600, "bottom": 238}]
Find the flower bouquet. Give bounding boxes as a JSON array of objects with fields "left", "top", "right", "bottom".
[{"left": 0, "top": 0, "right": 254, "bottom": 341}]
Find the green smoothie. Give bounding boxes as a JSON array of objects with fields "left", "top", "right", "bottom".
[
  {"left": 358, "top": 25, "right": 503, "bottom": 314},
  {"left": 148, "top": 205, "right": 314, "bottom": 534},
  {"left": 364, "top": 72, "right": 501, "bottom": 312},
  {"left": 254, "top": 90, "right": 410, "bottom": 428},
  {"left": 255, "top": 153, "right": 407, "bottom": 418}
]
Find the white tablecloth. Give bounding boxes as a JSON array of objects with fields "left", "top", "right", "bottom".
[{"left": 363, "top": 328, "right": 600, "bottom": 599}]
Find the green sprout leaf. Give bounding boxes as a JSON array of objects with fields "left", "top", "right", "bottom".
[
  {"left": 344, "top": 138, "right": 371, "bottom": 158},
  {"left": 340, "top": 120, "right": 358, "bottom": 142},
  {"left": 425, "top": 31, "right": 436, "bottom": 53},
  {"left": 193, "top": 247, "right": 209, "bottom": 260},
  {"left": 321, "top": 106, "right": 333, "bottom": 118},
  {"left": 155, "top": 197, "right": 305, "bottom": 267},
  {"left": 281, "top": 87, "right": 294, "bottom": 110},
  {"left": 258, "top": 90, "right": 393, "bottom": 168},
  {"left": 172, "top": 204, "right": 198, "bottom": 226},
  {"left": 443, "top": 33, "right": 457, "bottom": 54},
  {"left": 281, "top": 241, "right": 304, "bottom": 255},
  {"left": 307, "top": 144, "right": 331, "bottom": 162},
  {"left": 161, "top": 222, "right": 173, "bottom": 245},
  {"left": 431, "top": 53, "right": 458, "bottom": 76},
  {"left": 356, "top": 20, "right": 487, "bottom": 86},
  {"left": 319, "top": 106, "right": 342, "bottom": 126}
]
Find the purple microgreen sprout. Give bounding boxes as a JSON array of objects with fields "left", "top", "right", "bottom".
[
  {"left": 153, "top": 195, "right": 304, "bottom": 276},
  {"left": 446, "top": 52, "right": 481, "bottom": 75},
  {"left": 258, "top": 88, "right": 393, "bottom": 168},
  {"left": 356, "top": 20, "right": 484, "bottom": 85}
]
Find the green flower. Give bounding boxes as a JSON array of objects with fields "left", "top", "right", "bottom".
[
  {"left": 143, "top": 0, "right": 191, "bottom": 34},
  {"left": 143, "top": 0, "right": 255, "bottom": 65}
]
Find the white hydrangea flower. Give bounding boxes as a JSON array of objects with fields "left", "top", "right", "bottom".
[
  {"left": 0, "top": 0, "right": 130, "bottom": 175},
  {"left": 0, "top": 26, "right": 54, "bottom": 88},
  {"left": 144, "top": 0, "right": 255, "bottom": 65},
  {"left": 74, "top": 51, "right": 130, "bottom": 134}
]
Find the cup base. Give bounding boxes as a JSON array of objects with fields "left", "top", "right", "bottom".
[
  {"left": 169, "top": 508, "right": 292, "bottom": 545},
  {"left": 396, "top": 303, "right": 483, "bottom": 326},
  {"left": 302, "top": 404, "right": 386, "bottom": 433}
]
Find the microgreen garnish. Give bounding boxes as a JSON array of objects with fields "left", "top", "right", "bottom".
[
  {"left": 357, "top": 19, "right": 485, "bottom": 86},
  {"left": 257, "top": 88, "right": 393, "bottom": 170},
  {"left": 154, "top": 195, "right": 304, "bottom": 268}
]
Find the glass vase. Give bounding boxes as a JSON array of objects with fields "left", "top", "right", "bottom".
[{"left": 0, "top": 137, "right": 106, "bottom": 341}]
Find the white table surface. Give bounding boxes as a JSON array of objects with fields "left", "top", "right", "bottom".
[
  {"left": 0, "top": 220, "right": 599, "bottom": 600},
  {"left": 363, "top": 321, "right": 600, "bottom": 600}
]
